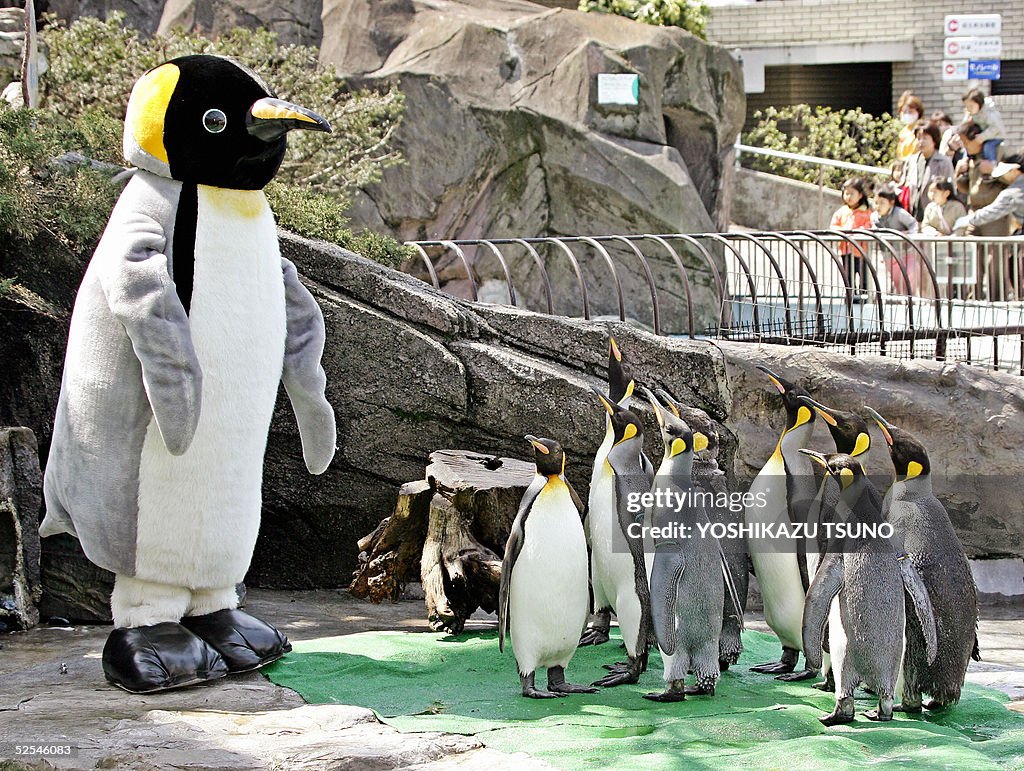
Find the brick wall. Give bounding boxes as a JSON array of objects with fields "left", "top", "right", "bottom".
[{"left": 707, "top": 0, "right": 1024, "bottom": 150}]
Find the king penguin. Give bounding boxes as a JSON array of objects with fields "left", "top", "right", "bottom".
[
  {"left": 40, "top": 55, "right": 336, "bottom": 692},
  {"left": 657, "top": 388, "right": 747, "bottom": 671},
  {"left": 643, "top": 390, "right": 728, "bottom": 701},
  {"left": 499, "top": 436, "right": 598, "bottom": 698},
  {"left": 746, "top": 365, "right": 818, "bottom": 680},
  {"left": 865, "top": 408, "right": 980, "bottom": 712},
  {"left": 588, "top": 387, "right": 654, "bottom": 686},
  {"left": 580, "top": 338, "right": 652, "bottom": 647},
  {"left": 796, "top": 395, "right": 879, "bottom": 692},
  {"left": 800, "top": 451, "right": 938, "bottom": 725}
]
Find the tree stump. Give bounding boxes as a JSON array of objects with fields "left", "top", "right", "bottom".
[{"left": 350, "top": 450, "right": 534, "bottom": 633}]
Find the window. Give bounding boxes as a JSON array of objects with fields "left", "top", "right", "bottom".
[{"left": 990, "top": 61, "right": 1024, "bottom": 96}]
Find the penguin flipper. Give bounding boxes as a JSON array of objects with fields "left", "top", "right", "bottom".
[
  {"left": 280, "top": 258, "right": 336, "bottom": 475},
  {"left": 899, "top": 555, "right": 939, "bottom": 665},
  {"left": 650, "top": 547, "right": 685, "bottom": 656},
  {"left": 100, "top": 215, "right": 202, "bottom": 455},
  {"left": 613, "top": 472, "right": 655, "bottom": 651},
  {"left": 801, "top": 553, "right": 843, "bottom": 671},
  {"left": 499, "top": 481, "right": 540, "bottom": 652},
  {"left": 568, "top": 480, "right": 587, "bottom": 524}
]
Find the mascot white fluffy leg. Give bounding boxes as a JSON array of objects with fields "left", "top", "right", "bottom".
[{"left": 41, "top": 54, "right": 336, "bottom": 693}]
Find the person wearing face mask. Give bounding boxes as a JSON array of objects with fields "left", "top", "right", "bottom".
[{"left": 895, "top": 91, "right": 924, "bottom": 162}]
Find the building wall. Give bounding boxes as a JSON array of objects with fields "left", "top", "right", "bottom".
[{"left": 707, "top": 0, "right": 1024, "bottom": 150}]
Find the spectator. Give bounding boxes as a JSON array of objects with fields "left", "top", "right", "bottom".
[
  {"left": 829, "top": 176, "right": 873, "bottom": 293},
  {"left": 955, "top": 120, "right": 1012, "bottom": 237},
  {"left": 890, "top": 159, "right": 911, "bottom": 210},
  {"left": 932, "top": 111, "right": 957, "bottom": 157},
  {"left": 962, "top": 87, "right": 1007, "bottom": 163},
  {"left": 872, "top": 184, "right": 919, "bottom": 293},
  {"left": 895, "top": 91, "right": 924, "bottom": 161},
  {"left": 922, "top": 178, "right": 968, "bottom": 235},
  {"left": 954, "top": 155, "right": 1024, "bottom": 233},
  {"left": 904, "top": 121, "right": 955, "bottom": 222}
]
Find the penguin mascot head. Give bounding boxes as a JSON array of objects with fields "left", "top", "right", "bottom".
[
  {"left": 124, "top": 54, "right": 330, "bottom": 188},
  {"left": 40, "top": 54, "right": 337, "bottom": 694}
]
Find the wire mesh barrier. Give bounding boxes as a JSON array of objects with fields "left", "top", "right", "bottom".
[{"left": 404, "top": 233, "right": 1024, "bottom": 375}]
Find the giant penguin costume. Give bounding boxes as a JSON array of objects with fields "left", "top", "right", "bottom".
[
  {"left": 657, "top": 388, "right": 747, "bottom": 671},
  {"left": 643, "top": 391, "right": 727, "bottom": 702},
  {"left": 41, "top": 55, "right": 336, "bottom": 693},
  {"left": 866, "top": 408, "right": 980, "bottom": 712},
  {"left": 588, "top": 388, "right": 654, "bottom": 686},
  {"left": 745, "top": 365, "right": 818, "bottom": 680},
  {"left": 800, "top": 451, "right": 938, "bottom": 726},
  {"left": 499, "top": 436, "right": 598, "bottom": 698}
]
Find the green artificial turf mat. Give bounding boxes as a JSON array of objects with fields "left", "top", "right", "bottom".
[{"left": 264, "top": 628, "right": 1024, "bottom": 769}]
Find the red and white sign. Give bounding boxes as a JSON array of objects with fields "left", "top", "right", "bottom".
[
  {"left": 944, "top": 36, "right": 1001, "bottom": 58},
  {"left": 943, "top": 60, "right": 969, "bottom": 81},
  {"left": 944, "top": 14, "right": 1001, "bottom": 36}
]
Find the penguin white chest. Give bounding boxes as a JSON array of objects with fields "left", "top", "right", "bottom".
[
  {"left": 509, "top": 482, "right": 589, "bottom": 672},
  {"left": 134, "top": 187, "right": 286, "bottom": 589}
]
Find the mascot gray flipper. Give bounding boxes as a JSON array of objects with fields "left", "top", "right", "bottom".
[{"left": 40, "top": 55, "right": 335, "bottom": 693}]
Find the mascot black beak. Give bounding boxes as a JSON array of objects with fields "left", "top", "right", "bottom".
[{"left": 246, "top": 97, "right": 332, "bottom": 141}]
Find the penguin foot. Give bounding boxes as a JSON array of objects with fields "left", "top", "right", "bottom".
[
  {"left": 579, "top": 627, "right": 611, "bottom": 646},
  {"left": 181, "top": 609, "right": 291, "bottom": 672},
  {"left": 684, "top": 684, "right": 715, "bottom": 696},
  {"left": 812, "top": 679, "right": 836, "bottom": 692},
  {"left": 547, "top": 666, "right": 599, "bottom": 694},
  {"left": 819, "top": 710, "right": 855, "bottom": 726},
  {"left": 750, "top": 660, "right": 794, "bottom": 674},
  {"left": 592, "top": 668, "right": 640, "bottom": 687},
  {"left": 601, "top": 660, "right": 630, "bottom": 673},
  {"left": 644, "top": 690, "right": 686, "bottom": 702},
  {"left": 893, "top": 703, "right": 923, "bottom": 714},
  {"left": 718, "top": 660, "right": 731, "bottom": 672},
  {"left": 102, "top": 623, "right": 228, "bottom": 693},
  {"left": 776, "top": 667, "right": 818, "bottom": 682},
  {"left": 523, "top": 686, "right": 564, "bottom": 698},
  {"left": 864, "top": 709, "right": 893, "bottom": 722},
  {"left": 924, "top": 699, "right": 952, "bottom": 711}
]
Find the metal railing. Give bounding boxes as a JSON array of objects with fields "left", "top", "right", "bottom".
[{"left": 403, "top": 232, "right": 1024, "bottom": 375}]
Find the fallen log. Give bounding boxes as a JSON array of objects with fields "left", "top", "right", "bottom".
[{"left": 350, "top": 450, "right": 534, "bottom": 633}]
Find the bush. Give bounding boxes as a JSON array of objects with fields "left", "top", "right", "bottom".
[
  {"left": 740, "top": 105, "right": 899, "bottom": 189},
  {"left": 32, "top": 13, "right": 411, "bottom": 264},
  {"left": 578, "top": 0, "right": 710, "bottom": 40}
]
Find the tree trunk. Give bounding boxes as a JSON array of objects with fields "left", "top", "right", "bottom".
[{"left": 350, "top": 450, "right": 534, "bottom": 633}]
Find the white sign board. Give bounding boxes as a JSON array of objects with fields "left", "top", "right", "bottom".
[
  {"left": 944, "top": 36, "right": 1001, "bottom": 58},
  {"left": 943, "top": 59, "right": 969, "bottom": 81},
  {"left": 597, "top": 73, "right": 639, "bottom": 106},
  {"left": 944, "top": 14, "right": 1001, "bottom": 36}
]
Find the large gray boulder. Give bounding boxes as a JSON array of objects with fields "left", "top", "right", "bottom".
[
  {"left": 323, "top": 0, "right": 744, "bottom": 332},
  {"left": 253, "top": 233, "right": 1024, "bottom": 589}
]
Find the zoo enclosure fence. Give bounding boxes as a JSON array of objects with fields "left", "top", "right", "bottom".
[{"left": 403, "top": 232, "right": 1024, "bottom": 376}]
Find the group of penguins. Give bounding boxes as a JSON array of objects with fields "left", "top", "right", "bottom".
[{"left": 497, "top": 338, "right": 979, "bottom": 726}]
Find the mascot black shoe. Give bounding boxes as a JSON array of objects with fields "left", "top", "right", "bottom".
[{"left": 40, "top": 55, "right": 337, "bottom": 693}]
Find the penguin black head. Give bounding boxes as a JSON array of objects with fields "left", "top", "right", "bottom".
[
  {"left": 655, "top": 387, "right": 719, "bottom": 456},
  {"left": 525, "top": 435, "right": 565, "bottom": 477},
  {"left": 592, "top": 387, "right": 643, "bottom": 448},
  {"left": 798, "top": 395, "right": 871, "bottom": 457},
  {"left": 644, "top": 388, "right": 708, "bottom": 459},
  {"left": 758, "top": 365, "right": 814, "bottom": 432},
  {"left": 123, "top": 54, "right": 331, "bottom": 190},
  {"left": 864, "top": 407, "right": 931, "bottom": 481},
  {"left": 607, "top": 337, "right": 635, "bottom": 405},
  {"left": 799, "top": 450, "right": 866, "bottom": 490}
]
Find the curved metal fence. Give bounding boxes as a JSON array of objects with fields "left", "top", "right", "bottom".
[{"left": 404, "top": 232, "right": 1024, "bottom": 375}]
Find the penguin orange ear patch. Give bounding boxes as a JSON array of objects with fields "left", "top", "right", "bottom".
[
  {"left": 852, "top": 432, "right": 870, "bottom": 457},
  {"left": 693, "top": 432, "right": 709, "bottom": 453},
  {"left": 839, "top": 466, "right": 855, "bottom": 487},
  {"left": 670, "top": 437, "right": 688, "bottom": 457},
  {"left": 622, "top": 423, "right": 638, "bottom": 442},
  {"left": 125, "top": 63, "right": 180, "bottom": 165},
  {"left": 906, "top": 460, "right": 923, "bottom": 479},
  {"left": 796, "top": 406, "right": 812, "bottom": 427}
]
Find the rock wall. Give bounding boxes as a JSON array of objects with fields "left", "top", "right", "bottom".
[{"left": 732, "top": 168, "right": 842, "bottom": 232}]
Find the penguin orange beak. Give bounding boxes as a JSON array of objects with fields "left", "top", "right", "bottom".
[
  {"left": 591, "top": 386, "right": 616, "bottom": 416},
  {"left": 799, "top": 448, "right": 830, "bottom": 470},
  {"left": 655, "top": 388, "right": 682, "bottom": 418},
  {"left": 247, "top": 97, "right": 332, "bottom": 142},
  {"left": 609, "top": 337, "right": 622, "bottom": 363},
  {"left": 756, "top": 364, "right": 789, "bottom": 395},
  {"left": 864, "top": 406, "right": 894, "bottom": 446},
  {"left": 524, "top": 434, "right": 549, "bottom": 454},
  {"left": 799, "top": 395, "right": 837, "bottom": 427}
]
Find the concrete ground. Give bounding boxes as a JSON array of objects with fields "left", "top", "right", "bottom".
[{"left": 1, "top": 590, "right": 1021, "bottom": 770}]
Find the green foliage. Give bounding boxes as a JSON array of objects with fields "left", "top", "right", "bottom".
[
  {"left": 578, "top": 0, "right": 710, "bottom": 40},
  {"left": 741, "top": 104, "right": 899, "bottom": 189},
  {"left": 0, "top": 104, "right": 121, "bottom": 248},
  {"left": 266, "top": 182, "right": 411, "bottom": 269}
]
